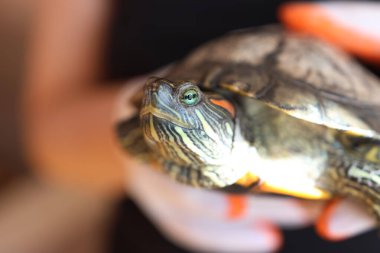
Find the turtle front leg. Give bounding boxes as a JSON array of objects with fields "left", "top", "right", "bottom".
[{"left": 321, "top": 156, "right": 380, "bottom": 224}]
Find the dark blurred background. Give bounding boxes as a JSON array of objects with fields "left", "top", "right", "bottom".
[{"left": 1, "top": 0, "right": 380, "bottom": 252}]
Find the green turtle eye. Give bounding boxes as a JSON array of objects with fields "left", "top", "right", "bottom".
[{"left": 181, "top": 88, "right": 200, "bottom": 106}]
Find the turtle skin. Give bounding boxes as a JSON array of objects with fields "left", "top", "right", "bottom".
[{"left": 117, "top": 26, "right": 380, "bottom": 224}]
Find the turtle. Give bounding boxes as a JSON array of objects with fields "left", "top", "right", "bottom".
[{"left": 117, "top": 26, "right": 380, "bottom": 223}]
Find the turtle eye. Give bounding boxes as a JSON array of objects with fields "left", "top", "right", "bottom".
[{"left": 180, "top": 88, "right": 200, "bottom": 106}]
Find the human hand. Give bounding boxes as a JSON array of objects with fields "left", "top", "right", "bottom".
[{"left": 126, "top": 161, "right": 325, "bottom": 253}]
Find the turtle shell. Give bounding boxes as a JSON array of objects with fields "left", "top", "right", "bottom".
[{"left": 166, "top": 26, "right": 380, "bottom": 140}]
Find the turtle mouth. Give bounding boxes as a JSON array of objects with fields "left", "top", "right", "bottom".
[{"left": 140, "top": 106, "right": 192, "bottom": 129}]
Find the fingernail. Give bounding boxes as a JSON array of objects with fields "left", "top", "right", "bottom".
[
  {"left": 254, "top": 221, "right": 283, "bottom": 252},
  {"left": 316, "top": 198, "right": 376, "bottom": 241}
]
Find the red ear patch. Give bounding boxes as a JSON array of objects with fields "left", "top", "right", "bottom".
[{"left": 210, "top": 98, "right": 236, "bottom": 117}]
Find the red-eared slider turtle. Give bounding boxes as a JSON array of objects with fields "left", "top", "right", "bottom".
[{"left": 117, "top": 26, "right": 380, "bottom": 223}]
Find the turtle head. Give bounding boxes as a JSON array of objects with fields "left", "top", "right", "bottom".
[{"left": 140, "top": 77, "right": 245, "bottom": 187}]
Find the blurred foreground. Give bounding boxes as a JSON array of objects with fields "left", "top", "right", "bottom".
[{"left": 0, "top": 1, "right": 120, "bottom": 252}]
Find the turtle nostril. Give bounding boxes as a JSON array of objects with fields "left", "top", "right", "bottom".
[{"left": 142, "top": 78, "right": 175, "bottom": 110}]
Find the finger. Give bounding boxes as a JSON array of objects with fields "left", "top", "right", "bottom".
[
  {"left": 279, "top": 2, "right": 380, "bottom": 65},
  {"left": 316, "top": 198, "right": 376, "bottom": 241},
  {"left": 114, "top": 75, "right": 147, "bottom": 120},
  {"left": 128, "top": 165, "right": 283, "bottom": 252},
  {"left": 127, "top": 163, "right": 323, "bottom": 228},
  {"left": 244, "top": 196, "right": 325, "bottom": 228},
  {"left": 155, "top": 216, "right": 282, "bottom": 253}
]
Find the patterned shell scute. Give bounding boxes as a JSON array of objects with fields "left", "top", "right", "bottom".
[
  {"left": 271, "top": 33, "right": 380, "bottom": 138},
  {"left": 185, "top": 31, "right": 281, "bottom": 66},
  {"left": 277, "top": 35, "right": 380, "bottom": 105}
]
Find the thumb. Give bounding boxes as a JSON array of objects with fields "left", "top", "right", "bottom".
[{"left": 316, "top": 198, "right": 376, "bottom": 241}]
